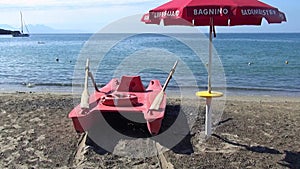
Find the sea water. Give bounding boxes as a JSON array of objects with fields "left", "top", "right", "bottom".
[{"left": 0, "top": 33, "right": 299, "bottom": 96}]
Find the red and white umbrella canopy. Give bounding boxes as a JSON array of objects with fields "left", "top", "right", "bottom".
[
  {"left": 141, "top": 0, "right": 286, "bottom": 136},
  {"left": 142, "top": 0, "right": 286, "bottom": 94},
  {"left": 142, "top": 0, "right": 286, "bottom": 26}
]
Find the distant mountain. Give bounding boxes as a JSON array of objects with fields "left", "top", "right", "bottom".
[
  {"left": 0, "top": 28, "right": 20, "bottom": 35},
  {"left": 27, "top": 24, "right": 85, "bottom": 33},
  {"left": 0, "top": 24, "right": 85, "bottom": 34},
  {"left": 0, "top": 25, "right": 21, "bottom": 35},
  {"left": 27, "top": 24, "right": 54, "bottom": 33},
  {"left": 0, "top": 24, "right": 16, "bottom": 30}
]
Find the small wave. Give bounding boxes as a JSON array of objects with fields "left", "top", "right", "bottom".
[
  {"left": 11, "top": 82, "right": 300, "bottom": 92},
  {"left": 20, "top": 82, "right": 74, "bottom": 87},
  {"left": 226, "top": 86, "right": 300, "bottom": 93},
  {"left": 19, "top": 82, "right": 109, "bottom": 88},
  {"left": 217, "top": 38, "right": 294, "bottom": 43}
]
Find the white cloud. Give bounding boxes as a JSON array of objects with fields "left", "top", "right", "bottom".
[
  {"left": 0, "top": 0, "right": 161, "bottom": 32},
  {"left": 0, "top": 0, "right": 156, "bottom": 9},
  {"left": 0, "top": 0, "right": 292, "bottom": 33},
  {"left": 0, "top": 0, "right": 57, "bottom": 7}
]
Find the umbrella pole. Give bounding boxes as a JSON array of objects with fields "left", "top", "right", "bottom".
[
  {"left": 206, "top": 17, "right": 213, "bottom": 136},
  {"left": 208, "top": 18, "right": 213, "bottom": 93},
  {"left": 205, "top": 97, "right": 212, "bottom": 136},
  {"left": 196, "top": 17, "right": 223, "bottom": 137}
]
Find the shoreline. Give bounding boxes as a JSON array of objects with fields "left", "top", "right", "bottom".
[
  {"left": 1, "top": 91, "right": 299, "bottom": 102},
  {"left": 1, "top": 83, "right": 300, "bottom": 98}
]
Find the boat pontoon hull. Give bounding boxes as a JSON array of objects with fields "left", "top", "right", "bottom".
[{"left": 69, "top": 76, "right": 166, "bottom": 135}]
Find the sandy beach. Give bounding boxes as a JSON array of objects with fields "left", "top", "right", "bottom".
[{"left": 0, "top": 92, "right": 299, "bottom": 168}]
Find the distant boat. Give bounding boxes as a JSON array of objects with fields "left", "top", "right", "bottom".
[{"left": 12, "top": 12, "right": 30, "bottom": 37}]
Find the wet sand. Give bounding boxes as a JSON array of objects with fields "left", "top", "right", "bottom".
[{"left": 0, "top": 92, "right": 299, "bottom": 168}]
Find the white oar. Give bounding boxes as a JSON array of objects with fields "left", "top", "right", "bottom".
[
  {"left": 80, "top": 58, "right": 90, "bottom": 109},
  {"left": 149, "top": 60, "right": 179, "bottom": 111}
]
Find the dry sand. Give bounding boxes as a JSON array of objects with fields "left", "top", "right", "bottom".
[{"left": 0, "top": 92, "right": 299, "bottom": 168}]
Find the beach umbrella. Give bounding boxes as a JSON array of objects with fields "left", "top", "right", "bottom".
[{"left": 141, "top": 0, "right": 286, "bottom": 136}]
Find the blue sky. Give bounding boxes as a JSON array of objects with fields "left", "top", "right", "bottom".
[{"left": 0, "top": 0, "right": 297, "bottom": 33}]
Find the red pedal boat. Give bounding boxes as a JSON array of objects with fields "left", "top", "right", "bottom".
[{"left": 69, "top": 59, "right": 178, "bottom": 135}]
